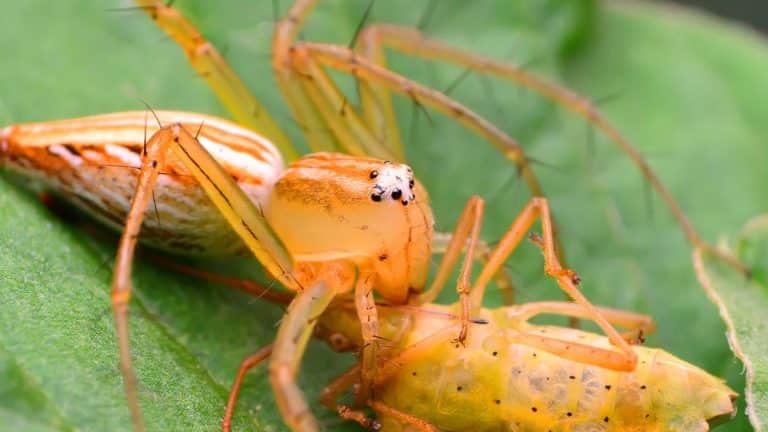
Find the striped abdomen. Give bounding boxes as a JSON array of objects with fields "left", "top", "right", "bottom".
[{"left": 0, "top": 111, "right": 283, "bottom": 255}]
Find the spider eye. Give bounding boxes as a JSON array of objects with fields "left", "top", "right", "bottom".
[
  {"left": 369, "top": 170, "right": 378, "bottom": 179},
  {"left": 371, "top": 193, "right": 382, "bottom": 202},
  {"left": 391, "top": 189, "right": 402, "bottom": 200},
  {"left": 409, "top": 179, "right": 415, "bottom": 188}
]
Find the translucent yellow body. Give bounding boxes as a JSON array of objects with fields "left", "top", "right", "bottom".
[{"left": 317, "top": 304, "right": 736, "bottom": 431}]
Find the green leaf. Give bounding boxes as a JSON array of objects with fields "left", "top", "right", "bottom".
[
  {"left": 695, "top": 215, "right": 768, "bottom": 431},
  {"left": 0, "top": 1, "right": 764, "bottom": 431}
]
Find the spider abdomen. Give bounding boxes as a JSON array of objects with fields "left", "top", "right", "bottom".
[{"left": 0, "top": 111, "right": 284, "bottom": 255}]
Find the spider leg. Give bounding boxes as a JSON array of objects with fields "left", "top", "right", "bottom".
[
  {"left": 270, "top": 279, "right": 337, "bottom": 432},
  {"left": 319, "top": 366, "right": 384, "bottom": 431},
  {"left": 416, "top": 196, "right": 483, "bottom": 305},
  {"left": 286, "top": 42, "right": 544, "bottom": 197},
  {"left": 147, "top": 255, "right": 295, "bottom": 304},
  {"left": 412, "top": 196, "right": 484, "bottom": 343},
  {"left": 271, "top": 0, "right": 345, "bottom": 154},
  {"left": 516, "top": 301, "right": 656, "bottom": 344},
  {"left": 352, "top": 23, "right": 747, "bottom": 274},
  {"left": 320, "top": 360, "right": 441, "bottom": 432},
  {"left": 42, "top": 114, "right": 297, "bottom": 431},
  {"left": 222, "top": 344, "right": 274, "bottom": 432},
  {"left": 154, "top": 232, "right": 516, "bottom": 308},
  {"left": 432, "top": 231, "right": 516, "bottom": 305},
  {"left": 272, "top": 1, "right": 546, "bottom": 200},
  {"left": 355, "top": 269, "right": 380, "bottom": 404},
  {"left": 322, "top": 326, "right": 456, "bottom": 431},
  {"left": 276, "top": 43, "right": 579, "bottom": 301},
  {"left": 109, "top": 125, "right": 176, "bottom": 432},
  {"left": 469, "top": 197, "right": 638, "bottom": 371},
  {"left": 274, "top": 9, "right": 397, "bottom": 159},
  {"left": 368, "top": 400, "right": 439, "bottom": 432},
  {"left": 132, "top": 0, "right": 298, "bottom": 160}
]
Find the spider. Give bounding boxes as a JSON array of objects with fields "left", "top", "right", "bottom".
[{"left": 0, "top": 1, "right": 748, "bottom": 431}]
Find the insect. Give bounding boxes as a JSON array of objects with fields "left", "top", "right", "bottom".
[
  {"left": 314, "top": 300, "right": 738, "bottom": 432},
  {"left": 212, "top": 230, "right": 736, "bottom": 432},
  {"left": 0, "top": 1, "right": 749, "bottom": 431}
]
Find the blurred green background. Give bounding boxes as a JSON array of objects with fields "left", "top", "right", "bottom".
[
  {"left": 671, "top": 0, "right": 767, "bottom": 33},
  {"left": 0, "top": 1, "right": 766, "bottom": 431}
]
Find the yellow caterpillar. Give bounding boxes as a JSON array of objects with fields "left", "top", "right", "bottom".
[{"left": 315, "top": 301, "right": 737, "bottom": 432}]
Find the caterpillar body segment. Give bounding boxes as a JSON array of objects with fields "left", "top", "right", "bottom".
[{"left": 316, "top": 303, "right": 737, "bottom": 432}]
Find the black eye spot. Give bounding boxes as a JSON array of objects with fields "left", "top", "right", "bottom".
[
  {"left": 369, "top": 170, "right": 378, "bottom": 179},
  {"left": 391, "top": 189, "right": 402, "bottom": 200},
  {"left": 401, "top": 200, "right": 408, "bottom": 206},
  {"left": 371, "top": 194, "right": 382, "bottom": 202},
  {"left": 409, "top": 179, "right": 415, "bottom": 188}
]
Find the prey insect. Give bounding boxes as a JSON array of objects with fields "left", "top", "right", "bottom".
[
  {"left": 207, "top": 212, "right": 735, "bottom": 432},
  {"left": 314, "top": 300, "right": 737, "bottom": 432},
  {"left": 0, "top": 1, "right": 747, "bottom": 431}
]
